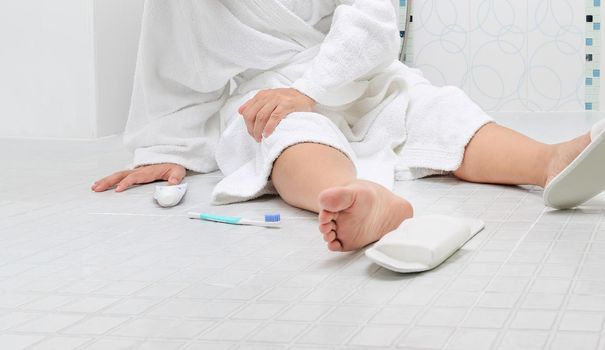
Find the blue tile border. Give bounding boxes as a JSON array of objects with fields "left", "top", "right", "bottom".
[{"left": 586, "top": 0, "right": 601, "bottom": 110}]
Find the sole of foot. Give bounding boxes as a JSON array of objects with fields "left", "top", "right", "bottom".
[{"left": 318, "top": 180, "right": 413, "bottom": 252}]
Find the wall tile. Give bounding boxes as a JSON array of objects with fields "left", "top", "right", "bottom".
[{"left": 407, "top": 0, "right": 587, "bottom": 112}]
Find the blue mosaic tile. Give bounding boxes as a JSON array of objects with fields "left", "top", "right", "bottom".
[{"left": 586, "top": 0, "right": 601, "bottom": 110}]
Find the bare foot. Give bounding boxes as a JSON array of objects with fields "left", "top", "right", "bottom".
[
  {"left": 544, "top": 133, "right": 591, "bottom": 187},
  {"left": 318, "top": 180, "right": 413, "bottom": 252}
]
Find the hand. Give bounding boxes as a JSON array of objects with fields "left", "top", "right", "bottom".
[
  {"left": 238, "top": 88, "right": 316, "bottom": 142},
  {"left": 91, "top": 163, "right": 186, "bottom": 192}
]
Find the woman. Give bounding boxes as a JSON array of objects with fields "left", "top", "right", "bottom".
[{"left": 92, "top": 0, "right": 602, "bottom": 251}]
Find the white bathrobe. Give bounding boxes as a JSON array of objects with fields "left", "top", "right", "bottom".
[{"left": 124, "top": 0, "right": 492, "bottom": 204}]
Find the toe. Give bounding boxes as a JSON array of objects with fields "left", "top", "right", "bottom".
[
  {"left": 319, "top": 221, "right": 336, "bottom": 234},
  {"left": 323, "top": 230, "right": 336, "bottom": 243},
  {"left": 319, "top": 186, "right": 356, "bottom": 212},
  {"left": 318, "top": 210, "right": 338, "bottom": 225},
  {"left": 327, "top": 239, "right": 343, "bottom": 251}
]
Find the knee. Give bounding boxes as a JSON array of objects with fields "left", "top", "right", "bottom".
[
  {"left": 402, "top": 198, "right": 414, "bottom": 219},
  {"left": 453, "top": 163, "right": 476, "bottom": 183},
  {"left": 453, "top": 164, "right": 468, "bottom": 181}
]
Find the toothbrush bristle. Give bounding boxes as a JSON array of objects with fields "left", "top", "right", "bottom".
[{"left": 264, "top": 213, "right": 281, "bottom": 222}]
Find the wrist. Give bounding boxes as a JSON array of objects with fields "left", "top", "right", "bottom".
[{"left": 292, "top": 88, "right": 317, "bottom": 108}]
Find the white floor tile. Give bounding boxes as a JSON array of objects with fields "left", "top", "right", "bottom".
[{"left": 2, "top": 117, "right": 605, "bottom": 348}]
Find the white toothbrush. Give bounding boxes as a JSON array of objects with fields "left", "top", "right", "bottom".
[{"left": 187, "top": 212, "right": 281, "bottom": 228}]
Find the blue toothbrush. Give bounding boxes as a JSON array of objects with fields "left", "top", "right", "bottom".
[{"left": 187, "top": 212, "right": 281, "bottom": 228}]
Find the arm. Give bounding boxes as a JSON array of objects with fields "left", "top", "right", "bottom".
[
  {"left": 291, "top": 0, "right": 400, "bottom": 106},
  {"left": 239, "top": 0, "right": 400, "bottom": 140}
]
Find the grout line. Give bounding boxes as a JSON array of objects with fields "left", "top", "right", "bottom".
[
  {"left": 387, "top": 181, "right": 507, "bottom": 347},
  {"left": 441, "top": 190, "right": 547, "bottom": 349},
  {"left": 544, "top": 211, "right": 605, "bottom": 349},
  {"left": 486, "top": 209, "right": 572, "bottom": 350}
]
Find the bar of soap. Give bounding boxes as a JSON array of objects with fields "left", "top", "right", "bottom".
[
  {"left": 153, "top": 183, "right": 188, "bottom": 208},
  {"left": 365, "top": 215, "right": 485, "bottom": 273}
]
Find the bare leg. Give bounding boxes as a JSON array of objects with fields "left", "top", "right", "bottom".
[
  {"left": 270, "top": 124, "right": 588, "bottom": 252},
  {"left": 455, "top": 123, "right": 591, "bottom": 187},
  {"left": 271, "top": 143, "right": 413, "bottom": 251},
  {"left": 270, "top": 143, "right": 356, "bottom": 212}
]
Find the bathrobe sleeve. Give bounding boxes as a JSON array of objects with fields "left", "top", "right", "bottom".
[
  {"left": 291, "top": 0, "right": 400, "bottom": 106},
  {"left": 123, "top": 0, "right": 234, "bottom": 173}
]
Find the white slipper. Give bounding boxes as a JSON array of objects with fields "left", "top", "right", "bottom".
[
  {"left": 365, "top": 215, "right": 485, "bottom": 273},
  {"left": 543, "top": 119, "right": 605, "bottom": 209}
]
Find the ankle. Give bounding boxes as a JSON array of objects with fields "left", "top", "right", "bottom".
[
  {"left": 540, "top": 145, "right": 559, "bottom": 188},
  {"left": 387, "top": 196, "right": 414, "bottom": 231}
]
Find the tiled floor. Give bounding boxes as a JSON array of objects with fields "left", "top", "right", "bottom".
[{"left": 2, "top": 116, "right": 605, "bottom": 350}]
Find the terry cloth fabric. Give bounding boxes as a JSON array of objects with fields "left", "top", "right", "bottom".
[
  {"left": 398, "top": 82, "right": 494, "bottom": 180},
  {"left": 124, "top": 0, "right": 493, "bottom": 204}
]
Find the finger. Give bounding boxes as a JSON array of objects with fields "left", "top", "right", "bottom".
[
  {"left": 242, "top": 99, "right": 264, "bottom": 136},
  {"left": 115, "top": 171, "right": 157, "bottom": 192},
  {"left": 165, "top": 166, "right": 186, "bottom": 185},
  {"left": 92, "top": 171, "right": 129, "bottom": 192},
  {"left": 92, "top": 171, "right": 131, "bottom": 192},
  {"left": 242, "top": 114, "right": 254, "bottom": 137},
  {"left": 240, "top": 91, "right": 267, "bottom": 115},
  {"left": 238, "top": 99, "right": 252, "bottom": 115},
  {"left": 254, "top": 101, "right": 278, "bottom": 142},
  {"left": 243, "top": 98, "right": 266, "bottom": 124},
  {"left": 115, "top": 173, "right": 140, "bottom": 192},
  {"left": 262, "top": 107, "right": 289, "bottom": 139}
]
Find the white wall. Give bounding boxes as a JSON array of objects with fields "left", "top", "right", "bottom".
[
  {"left": 0, "top": 0, "right": 97, "bottom": 139},
  {"left": 0, "top": 0, "right": 144, "bottom": 139},
  {"left": 93, "top": 0, "right": 144, "bottom": 137}
]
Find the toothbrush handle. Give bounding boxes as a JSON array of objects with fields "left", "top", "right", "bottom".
[
  {"left": 201, "top": 214, "right": 241, "bottom": 224},
  {"left": 188, "top": 212, "right": 242, "bottom": 224}
]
